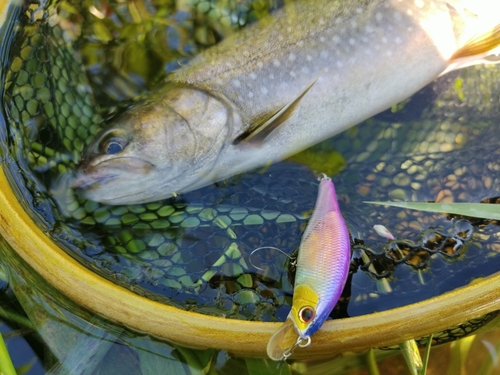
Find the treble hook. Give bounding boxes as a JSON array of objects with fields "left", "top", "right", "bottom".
[
  {"left": 249, "top": 246, "right": 296, "bottom": 271},
  {"left": 281, "top": 336, "right": 312, "bottom": 360}
]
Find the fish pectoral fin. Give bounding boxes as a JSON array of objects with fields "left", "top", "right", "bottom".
[
  {"left": 266, "top": 317, "right": 299, "bottom": 361},
  {"left": 233, "top": 75, "right": 320, "bottom": 145}
]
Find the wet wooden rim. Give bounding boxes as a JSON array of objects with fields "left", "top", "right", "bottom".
[{"left": 1, "top": 167, "right": 500, "bottom": 359}]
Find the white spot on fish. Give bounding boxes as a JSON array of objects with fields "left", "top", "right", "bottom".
[
  {"left": 232, "top": 79, "right": 241, "bottom": 88},
  {"left": 320, "top": 50, "right": 329, "bottom": 59},
  {"left": 349, "top": 38, "right": 356, "bottom": 46},
  {"left": 306, "top": 55, "right": 313, "bottom": 61},
  {"left": 415, "top": 0, "right": 425, "bottom": 8},
  {"left": 365, "top": 24, "right": 374, "bottom": 33},
  {"left": 332, "top": 35, "right": 341, "bottom": 44},
  {"left": 382, "top": 37, "right": 388, "bottom": 44},
  {"left": 301, "top": 67, "right": 310, "bottom": 74},
  {"left": 257, "top": 61, "right": 263, "bottom": 68},
  {"left": 407, "top": 26, "right": 414, "bottom": 32},
  {"left": 375, "top": 12, "right": 383, "bottom": 22},
  {"left": 351, "top": 20, "right": 357, "bottom": 28},
  {"left": 407, "top": 9, "right": 413, "bottom": 16},
  {"left": 273, "top": 59, "right": 281, "bottom": 67},
  {"left": 393, "top": 11, "right": 402, "bottom": 20},
  {"left": 290, "top": 71, "right": 297, "bottom": 78},
  {"left": 356, "top": 7, "right": 363, "bottom": 14},
  {"left": 336, "top": 61, "right": 343, "bottom": 68},
  {"left": 248, "top": 91, "right": 254, "bottom": 98},
  {"left": 261, "top": 86, "right": 268, "bottom": 95},
  {"left": 250, "top": 72, "right": 257, "bottom": 80},
  {"left": 289, "top": 53, "right": 297, "bottom": 62},
  {"left": 269, "top": 74, "right": 275, "bottom": 80},
  {"left": 320, "top": 36, "right": 325, "bottom": 42},
  {"left": 297, "top": 40, "right": 304, "bottom": 47},
  {"left": 386, "top": 50, "right": 393, "bottom": 57},
  {"left": 348, "top": 57, "right": 356, "bottom": 64},
  {"left": 395, "top": 37, "right": 402, "bottom": 44}
]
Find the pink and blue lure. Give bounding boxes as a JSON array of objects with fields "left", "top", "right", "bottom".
[{"left": 267, "top": 174, "right": 351, "bottom": 360}]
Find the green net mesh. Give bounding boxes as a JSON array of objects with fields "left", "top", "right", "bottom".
[{"left": 2, "top": 0, "right": 500, "bottom": 345}]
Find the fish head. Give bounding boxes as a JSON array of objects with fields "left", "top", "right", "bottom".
[{"left": 73, "top": 86, "right": 232, "bottom": 205}]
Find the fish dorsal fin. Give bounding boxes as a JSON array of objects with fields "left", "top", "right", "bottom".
[{"left": 233, "top": 75, "right": 320, "bottom": 145}]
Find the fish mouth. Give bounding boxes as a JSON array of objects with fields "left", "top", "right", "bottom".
[
  {"left": 73, "top": 157, "right": 154, "bottom": 191},
  {"left": 72, "top": 171, "right": 119, "bottom": 191},
  {"left": 87, "top": 156, "right": 154, "bottom": 171}
]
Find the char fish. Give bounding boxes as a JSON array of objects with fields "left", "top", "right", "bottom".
[{"left": 74, "top": 0, "right": 500, "bottom": 204}]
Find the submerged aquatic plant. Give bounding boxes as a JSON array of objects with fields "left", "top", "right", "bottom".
[{"left": 365, "top": 201, "right": 500, "bottom": 220}]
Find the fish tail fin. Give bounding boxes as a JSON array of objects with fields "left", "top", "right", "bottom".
[
  {"left": 452, "top": 24, "right": 500, "bottom": 60},
  {"left": 443, "top": 24, "right": 500, "bottom": 75}
]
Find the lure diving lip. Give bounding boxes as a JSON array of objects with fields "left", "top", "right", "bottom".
[{"left": 267, "top": 174, "right": 351, "bottom": 361}]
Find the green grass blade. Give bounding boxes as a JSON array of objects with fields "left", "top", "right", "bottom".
[
  {"left": 420, "top": 334, "right": 433, "bottom": 375},
  {"left": 0, "top": 331, "right": 18, "bottom": 375},
  {"left": 399, "top": 339, "right": 422, "bottom": 375},
  {"left": 446, "top": 336, "right": 475, "bottom": 375},
  {"left": 176, "top": 347, "right": 215, "bottom": 375},
  {"left": 364, "top": 202, "right": 500, "bottom": 220},
  {"left": 245, "top": 357, "right": 292, "bottom": 375},
  {"left": 0, "top": 305, "right": 34, "bottom": 330},
  {"left": 366, "top": 348, "right": 381, "bottom": 375}
]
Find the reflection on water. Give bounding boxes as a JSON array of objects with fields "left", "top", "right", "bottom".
[
  {"left": 1, "top": 0, "right": 500, "bottom": 373},
  {"left": 1, "top": 237, "right": 217, "bottom": 375}
]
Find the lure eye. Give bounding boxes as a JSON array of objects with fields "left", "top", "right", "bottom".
[{"left": 298, "top": 306, "right": 315, "bottom": 323}]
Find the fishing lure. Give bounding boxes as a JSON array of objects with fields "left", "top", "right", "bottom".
[{"left": 267, "top": 174, "right": 351, "bottom": 361}]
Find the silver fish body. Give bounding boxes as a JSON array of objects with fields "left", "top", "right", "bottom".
[{"left": 75, "top": 0, "right": 500, "bottom": 204}]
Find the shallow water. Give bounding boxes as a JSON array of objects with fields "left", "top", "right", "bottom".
[{"left": 1, "top": 0, "right": 500, "bottom": 373}]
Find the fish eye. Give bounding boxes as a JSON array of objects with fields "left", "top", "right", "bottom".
[
  {"left": 99, "top": 136, "right": 127, "bottom": 155},
  {"left": 106, "top": 141, "right": 124, "bottom": 155},
  {"left": 298, "top": 306, "right": 315, "bottom": 323}
]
